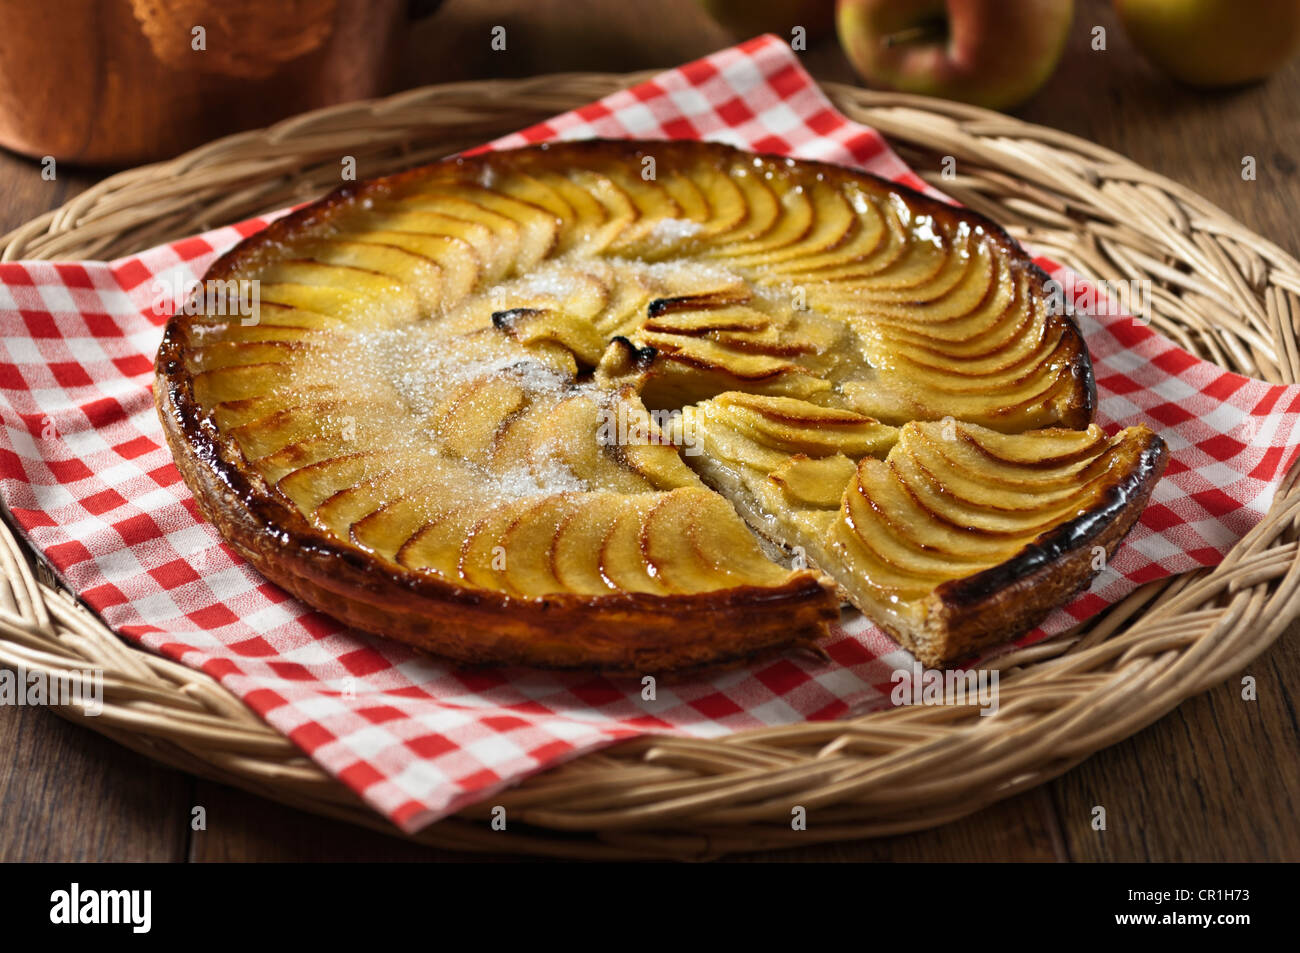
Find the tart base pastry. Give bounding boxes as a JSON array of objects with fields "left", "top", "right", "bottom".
[{"left": 155, "top": 139, "right": 1163, "bottom": 672}]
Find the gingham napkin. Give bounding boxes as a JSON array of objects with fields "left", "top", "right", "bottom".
[{"left": 3, "top": 36, "right": 1299, "bottom": 832}]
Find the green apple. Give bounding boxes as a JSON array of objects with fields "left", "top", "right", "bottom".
[
  {"left": 1114, "top": 0, "right": 1300, "bottom": 87},
  {"left": 698, "top": 0, "right": 836, "bottom": 42},
  {"left": 836, "top": 0, "right": 1075, "bottom": 110}
]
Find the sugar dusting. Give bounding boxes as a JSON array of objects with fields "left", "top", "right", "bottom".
[
  {"left": 299, "top": 250, "right": 762, "bottom": 508},
  {"left": 648, "top": 218, "right": 703, "bottom": 244},
  {"left": 489, "top": 453, "right": 587, "bottom": 500}
]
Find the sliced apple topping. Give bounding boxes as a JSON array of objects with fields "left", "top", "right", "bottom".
[
  {"left": 706, "top": 392, "right": 899, "bottom": 457},
  {"left": 827, "top": 421, "right": 1165, "bottom": 597},
  {"left": 159, "top": 140, "right": 1157, "bottom": 672},
  {"left": 492, "top": 307, "right": 606, "bottom": 369},
  {"left": 770, "top": 455, "right": 860, "bottom": 509}
]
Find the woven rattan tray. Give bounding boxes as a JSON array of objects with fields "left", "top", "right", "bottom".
[{"left": 3, "top": 72, "right": 1300, "bottom": 861}]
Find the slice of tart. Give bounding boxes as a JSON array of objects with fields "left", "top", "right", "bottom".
[
  {"left": 683, "top": 393, "right": 1167, "bottom": 667},
  {"left": 155, "top": 139, "right": 1155, "bottom": 672}
]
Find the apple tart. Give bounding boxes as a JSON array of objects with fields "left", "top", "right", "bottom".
[{"left": 155, "top": 140, "right": 1166, "bottom": 671}]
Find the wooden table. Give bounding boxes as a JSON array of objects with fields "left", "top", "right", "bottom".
[{"left": 1, "top": 0, "right": 1297, "bottom": 862}]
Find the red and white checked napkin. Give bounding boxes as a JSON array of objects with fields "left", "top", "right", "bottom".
[{"left": 3, "top": 36, "right": 1299, "bottom": 832}]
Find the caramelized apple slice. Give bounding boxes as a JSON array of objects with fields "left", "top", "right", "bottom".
[
  {"left": 769, "top": 454, "right": 858, "bottom": 509},
  {"left": 227, "top": 401, "right": 353, "bottom": 462},
  {"left": 186, "top": 340, "right": 302, "bottom": 374},
  {"left": 708, "top": 392, "right": 899, "bottom": 458},
  {"left": 498, "top": 493, "right": 581, "bottom": 595},
  {"left": 431, "top": 374, "right": 528, "bottom": 462},
  {"left": 397, "top": 500, "right": 489, "bottom": 577},
  {"left": 492, "top": 306, "right": 605, "bottom": 368},
  {"left": 599, "top": 496, "right": 670, "bottom": 595},
  {"left": 550, "top": 494, "right": 624, "bottom": 595},
  {"left": 340, "top": 229, "right": 481, "bottom": 308},
  {"left": 719, "top": 177, "right": 856, "bottom": 269},
  {"left": 459, "top": 500, "right": 535, "bottom": 590},
  {"left": 293, "top": 239, "right": 445, "bottom": 311},
  {"left": 275, "top": 452, "right": 380, "bottom": 515},
  {"left": 642, "top": 488, "right": 791, "bottom": 592}
]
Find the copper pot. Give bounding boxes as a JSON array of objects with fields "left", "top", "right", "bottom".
[{"left": 0, "top": 0, "right": 441, "bottom": 166}]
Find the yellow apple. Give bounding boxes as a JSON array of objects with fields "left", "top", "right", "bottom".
[
  {"left": 1114, "top": 0, "right": 1300, "bottom": 87},
  {"left": 836, "top": 0, "right": 1074, "bottom": 111}
]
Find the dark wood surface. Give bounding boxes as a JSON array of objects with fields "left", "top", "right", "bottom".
[{"left": 1, "top": 0, "right": 1297, "bottom": 862}]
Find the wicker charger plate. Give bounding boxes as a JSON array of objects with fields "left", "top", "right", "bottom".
[{"left": 3, "top": 73, "right": 1300, "bottom": 861}]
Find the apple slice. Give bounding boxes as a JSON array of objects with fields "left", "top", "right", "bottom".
[
  {"left": 185, "top": 340, "right": 301, "bottom": 375},
  {"left": 604, "top": 395, "right": 704, "bottom": 491},
  {"left": 431, "top": 374, "right": 528, "bottom": 463},
  {"left": 641, "top": 487, "right": 793, "bottom": 591},
  {"left": 391, "top": 500, "right": 482, "bottom": 577},
  {"left": 847, "top": 458, "right": 1021, "bottom": 572},
  {"left": 720, "top": 177, "right": 855, "bottom": 269},
  {"left": 340, "top": 229, "right": 481, "bottom": 309},
  {"left": 210, "top": 387, "right": 327, "bottom": 430},
  {"left": 566, "top": 170, "right": 640, "bottom": 255},
  {"left": 769, "top": 454, "right": 858, "bottom": 509},
  {"left": 550, "top": 494, "right": 624, "bottom": 595},
  {"left": 256, "top": 259, "right": 417, "bottom": 305},
  {"left": 258, "top": 280, "right": 417, "bottom": 329},
  {"left": 710, "top": 162, "right": 782, "bottom": 247},
  {"left": 682, "top": 403, "right": 791, "bottom": 473},
  {"left": 599, "top": 495, "right": 670, "bottom": 595},
  {"left": 458, "top": 499, "right": 536, "bottom": 591},
  {"left": 710, "top": 392, "right": 899, "bottom": 459},
  {"left": 826, "top": 513, "right": 936, "bottom": 604},
  {"left": 657, "top": 168, "right": 710, "bottom": 218},
  {"left": 227, "top": 401, "right": 353, "bottom": 462},
  {"left": 492, "top": 306, "right": 605, "bottom": 368},
  {"left": 707, "top": 175, "right": 814, "bottom": 261},
  {"left": 644, "top": 304, "right": 770, "bottom": 336},
  {"left": 405, "top": 183, "right": 560, "bottom": 268},
  {"left": 293, "top": 238, "right": 444, "bottom": 312},
  {"left": 842, "top": 225, "right": 977, "bottom": 304},
  {"left": 841, "top": 454, "right": 1008, "bottom": 560},
  {"left": 527, "top": 170, "right": 611, "bottom": 255},
  {"left": 227, "top": 300, "right": 330, "bottom": 331},
  {"left": 950, "top": 420, "right": 1109, "bottom": 466},
  {"left": 191, "top": 362, "right": 290, "bottom": 408},
  {"left": 760, "top": 186, "right": 891, "bottom": 277},
  {"left": 601, "top": 174, "right": 688, "bottom": 256},
  {"left": 596, "top": 277, "right": 660, "bottom": 340},
  {"left": 498, "top": 493, "right": 581, "bottom": 595},
  {"left": 389, "top": 194, "right": 524, "bottom": 274},
  {"left": 361, "top": 207, "right": 497, "bottom": 277},
  {"left": 496, "top": 170, "right": 576, "bottom": 224},
  {"left": 187, "top": 323, "right": 336, "bottom": 348},
  {"left": 350, "top": 478, "right": 468, "bottom": 560},
  {"left": 684, "top": 162, "right": 748, "bottom": 239},
  {"left": 275, "top": 451, "right": 379, "bottom": 515},
  {"left": 311, "top": 466, "right": 416, "bottom": 539},
  {"left": 257, "top": 435, "right": 353, "bottom": 486}
]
